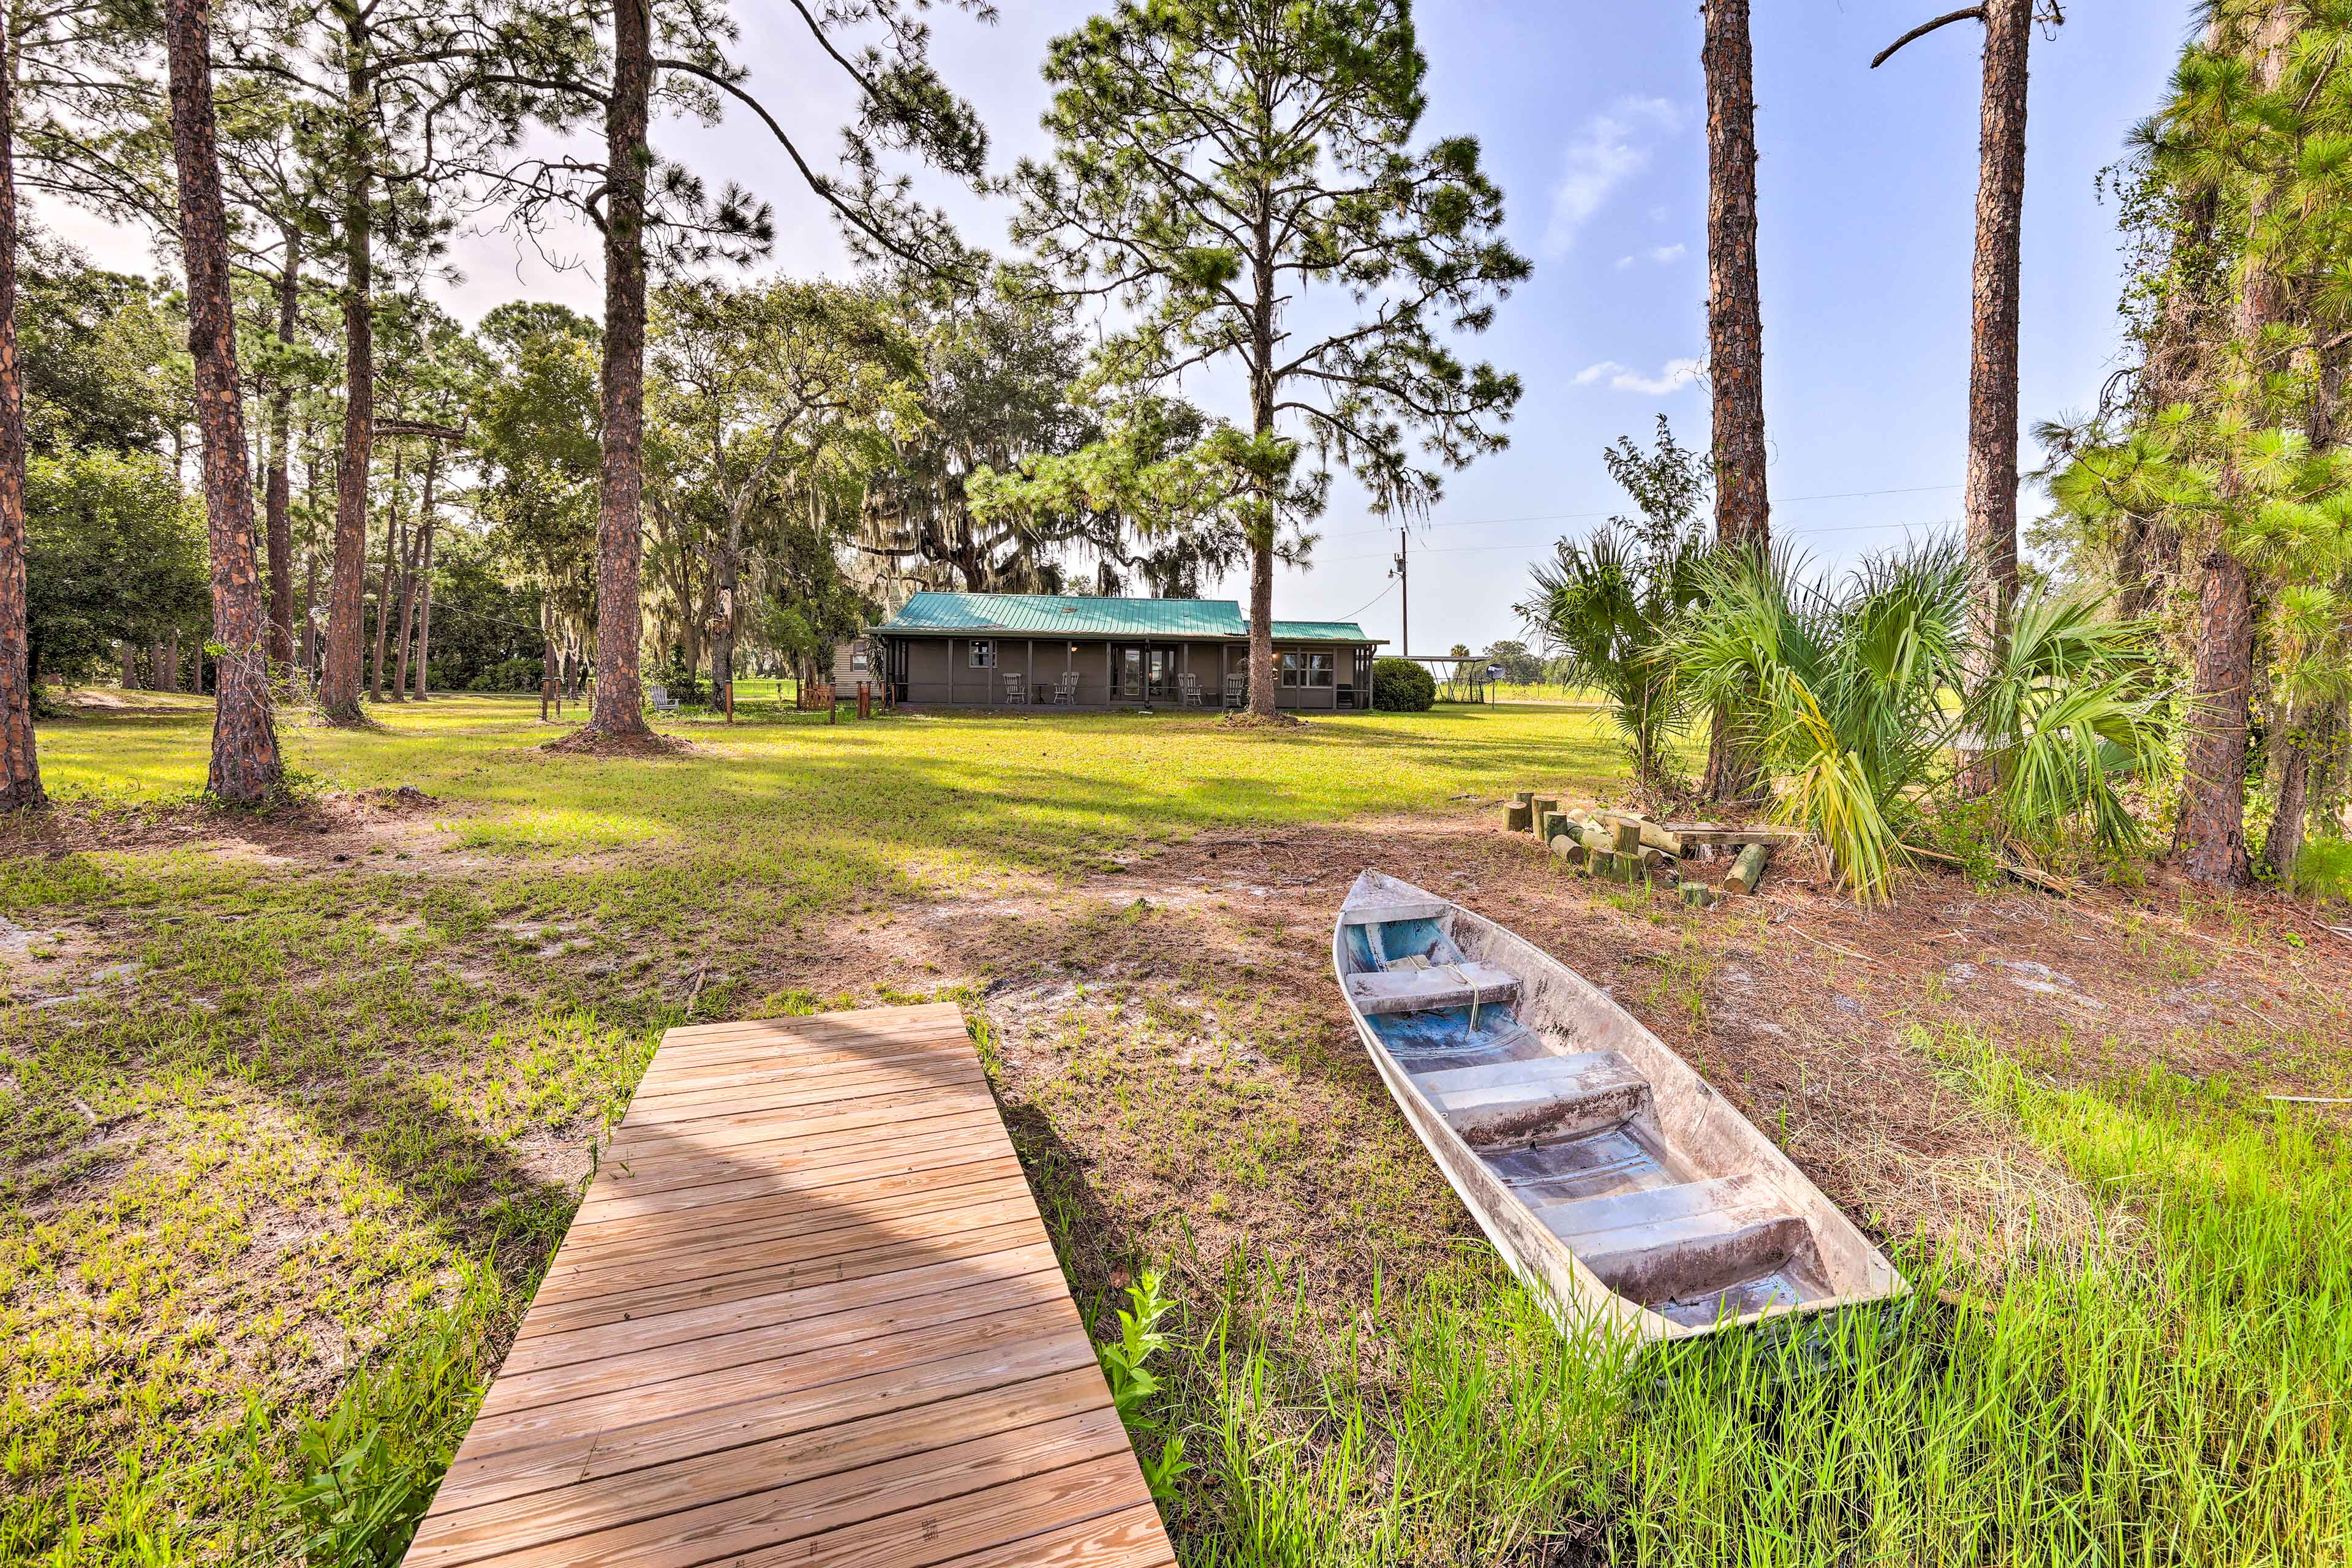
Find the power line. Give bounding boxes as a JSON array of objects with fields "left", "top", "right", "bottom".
[
  {"left": 1315, "top": 481, "right": 1965, "bottom": 544},
  {"left": 1335, "top": 576, "right": 1398, "bottom": 625},
  {"left": 1317, "top": 514, "right": 1962, "bottom": 566}
]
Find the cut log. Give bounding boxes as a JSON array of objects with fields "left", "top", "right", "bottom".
[
  {"left": 1529, "top": 796, "right": 1560, "bottom": 834},
  {"left": 1605, "top": 812, "right": 1684, "bottom": 857},
  {"left": 1504, "top": 802, "right": 1533, "bottom": 832},
  {"left": 1512, "top": 789, "right": 1535, "bottom": 807},
  {"left": 1660, "top": 824, "right": 1810, "bottom": 848},
  {"left": 1611, "top": 819, "right": 1641, "bottom": 855},
  {"left": 1679, "top": 883, "right": 1721, "bottom": 909},
  {"left": 1727, "top": 842, "right": 1773, "bottom": 894},
  {"left": 1541, "top": 810, "right": 1576, "bottom": 843}
]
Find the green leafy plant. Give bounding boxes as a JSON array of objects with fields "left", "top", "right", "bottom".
[
  {"left": 1370, "top": 657, "right": 1435, "bottom": 712},
  {"left": 1970, "top": 587, "right": 2169, "bottom": 858},
  {"left": 1678, "top": 543, "right": 1966, "bottom": 902},
  {"left": 1518, "top": 418, "right": 1710, "bottom": 798},
  {"left": 1097, "top": 1269, "right": 1192, "bottom": 1506}
]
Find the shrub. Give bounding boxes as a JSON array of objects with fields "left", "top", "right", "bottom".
[
  {"left": 1371, "top": 657, "right": 1434, "bottom": 712},
  {"left": 467, "top": 657, "right": 543, "bottom": 693}
]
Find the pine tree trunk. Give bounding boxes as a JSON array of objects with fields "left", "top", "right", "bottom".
[
  {"left": 1700, "top": 0, "right": 1768, "bottom": 803},
  {"left": 0, "top": 10, "right": 43, "bottom": 810},
  {"left": 1246, "top": 196, "right": 1278, "bottom": 722},
  {"left": 412, "top": 511, "right": 434, "bottom": 700},
  {"left": 162, "top": 630, "right": 179, "bottom": 693},
  {"left": 2175, "top": 544, "right": 2255, "bottom": 885},
  {"left": 264, "top": 224, "right": 300, "bottom": 674},
  {"left": 1703, "top": 0, "right": 1768, "bottom": 549},
  {"left": 165, "top": 0, "right": 281, "bottom": 805},
  {"left": 391, "top": 445, "right": 434, "bottom": 702},
  {"left": 2176, "top": 4, "right": 2296, "bottom": 888},
  {"left": 370, "top": 450, "right": 401, "bottom": 703},
  {"left": 2260, "top": 696, "right": 2324, "bottom": 889},
  {"left": 318, "top": 6, "right": 372, "bottom": 724},
  {"left": 1962, "top": 0, "right": 2030, "bottom": 688},
  {"left": 586, "top": 0, "right": 652, "bottom": 738}
]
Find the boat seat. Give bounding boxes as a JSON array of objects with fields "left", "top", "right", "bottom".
[
  {"left": 1537, "top": 1174, "right": 1813, "bottom": 1305},
  {"left": 1414, "top": 1050, "right": 1649, "bottom": 1147},
  {"left": 1344, "top": 961, "right": 1519, "bottom": 1017}
]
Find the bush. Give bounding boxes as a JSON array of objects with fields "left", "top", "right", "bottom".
[
  {"left": 1371, "top": 657, "right": 1434, "bottom": 712},
  {"left": 466, "top": 657, "right": 542, "bottom": 693}
]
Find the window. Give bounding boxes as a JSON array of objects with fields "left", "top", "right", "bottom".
[
  {"left": 1308, "top": 651, "right": 1335, "bottom": 687},
  {"left": 1279, "top": 652, "right": 1303, "bottom": 687},
  {"left": 969, "top": 639, "right": 993, "bottom": 668}
]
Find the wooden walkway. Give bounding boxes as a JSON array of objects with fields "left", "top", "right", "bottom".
[{"left": 402, "top": 1002, "right": 1177, "bottom": 1568}]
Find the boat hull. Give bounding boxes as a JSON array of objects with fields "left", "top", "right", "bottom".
[{"left": 1332, "top": 870, "right": 1903, "bottom": 1341}]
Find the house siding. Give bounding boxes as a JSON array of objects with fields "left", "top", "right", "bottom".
[{"left": 881, "top": 633, "right": 1373, "bottom": 711}]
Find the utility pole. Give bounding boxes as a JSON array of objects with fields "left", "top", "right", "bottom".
[{"left": 1392, "top": 527, "right": 1409, "bottom": 655}]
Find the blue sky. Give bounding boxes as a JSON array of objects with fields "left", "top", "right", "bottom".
[{"left": 45, "top": 1, "right": 2205, "bottom": 656}]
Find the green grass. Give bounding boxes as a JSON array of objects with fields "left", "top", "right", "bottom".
[
  {"left": 1166, "top": 1035, "right": 2351, "bottom": 1564},
  {"left": 4, "top": 691, "right": 2346, "bottom": 1566},
  {"left": 0, "top": 693, "right": 1616, "bottom": 1566}
]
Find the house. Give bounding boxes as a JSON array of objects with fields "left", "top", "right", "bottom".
[{"left": 865, "top": 592, "right": 1384, "bottom": 711}]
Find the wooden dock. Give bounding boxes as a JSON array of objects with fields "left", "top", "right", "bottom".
[{"left": 402, "top": 1002, "right": 1177, "bottom": 1568}]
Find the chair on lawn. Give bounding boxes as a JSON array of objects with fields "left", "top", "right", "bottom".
[
  {"left": 646, "top": 684, "right": 679, "bottom": 714},
  {"left": 1177, "top": 672, "right": 1205, "bottom": 708},
  {"left": 1223, "top": 671, "right": 1247, "bottom": 710},
  {"left": 1002, "top": 671, "right": 1028, "bottom": 706}
]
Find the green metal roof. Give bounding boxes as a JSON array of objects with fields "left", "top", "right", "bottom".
[
  {"left": 1267, "top": 619, "right": 1374, "bottom": 643},
  {"left": 876, "top": 592, "right": 1375, "bottom": 644},
  {"left": 879, "top": 592, "right": 1247, "bottom": 638}
]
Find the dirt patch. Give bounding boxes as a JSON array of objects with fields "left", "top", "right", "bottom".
[
  {"left": 540, "top": 725, "right": 696, "bottom": 758},
  {"left": 0, "top": 790, "right": 466, "bottom": 873},
  {"left": 720, "top": 810, "right": 2348, "bottom": 1307}
]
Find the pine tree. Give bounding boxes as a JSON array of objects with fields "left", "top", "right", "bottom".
[
  {"left": 164, "top": 0, "right": 284, "bottom": 804},
  {"left": 0, "top": 4, "right": 43, "bottom": 810},
  {"left": 1013, "top": 0, "right": 1526, "bottom": 721}
]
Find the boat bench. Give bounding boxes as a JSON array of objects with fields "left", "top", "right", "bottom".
[
  {"left": 1414, "top": 1050, "right": 1649, "bottom": 1147},
  {"left": 1536, "top": 1172, "right": 1811, "bottom": 1305},
  {"left": 1343, "top": 962, "right": 1520, "bottom": 1017}
]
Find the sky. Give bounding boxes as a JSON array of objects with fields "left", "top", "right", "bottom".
[{"left": 39, "top": 0, "right": 2204, "bottom": 657}]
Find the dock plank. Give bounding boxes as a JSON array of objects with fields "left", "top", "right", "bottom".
[{"left": 402, "top": 1003, "right": 1173, "bottom": 1568}]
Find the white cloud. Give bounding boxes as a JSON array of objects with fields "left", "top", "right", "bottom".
[
  {"left": 1543, "top": 97, "right": 1683, "bottom": 258},
  {"left": 1616, "top": 243, "right": 1686, "bottom": 271},
  {"left": 1574, "top": 357, "right": 1705, "bottom": 395}
]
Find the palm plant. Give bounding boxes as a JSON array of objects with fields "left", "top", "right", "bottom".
[
  {"left": 1678, "top": 543, "right": 1967, "bottom": 903},
  {"left": 1517, "top": 524, "right": 1705, "bottom": 801},
  {"left": 1679, "top": 540, "right": 2171, "bottom": 900},
  {"left": 1971, "top": 588, "right": 2170, "bottom": 859}
]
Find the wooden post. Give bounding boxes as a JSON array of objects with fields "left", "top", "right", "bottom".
[
  {"left": 725, "top": 680, "right": 734, "bottom": 723},
  {"left": 541, "top": 678, "right": 551, "bottom": 722},
  {"left": 1529, "top": 795, "right": 1559, "bottom": 833},
  {"left": 1611, "top": 819, "right": 1640, "bottom": 855},
  {"left": 858, "top": 682, "right": 871, "bottom": 719},
  {"left": 1504, "top": 801, "right": 1532, "bottom": 832},
  {"left": 1728, "top": 842, "right": 1773, "bottom": 894}
]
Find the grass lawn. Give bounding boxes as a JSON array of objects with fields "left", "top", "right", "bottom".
[{"left": 2, "top": 692, "right": 2347, "bottom": 1565}]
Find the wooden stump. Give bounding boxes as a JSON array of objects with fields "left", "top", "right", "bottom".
[
  {"left": 1728, "top": 842, "right": 1773, "bottom": 894},
  {"left": 1529, "top": 796, "right": 1559, "bottom": 834},
  {"left": 1611, "top": 818, "right": 1640, "bottom": 855},
  {"left": 1505, "top": 801, "right": 1532, "bottom": 832}
]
